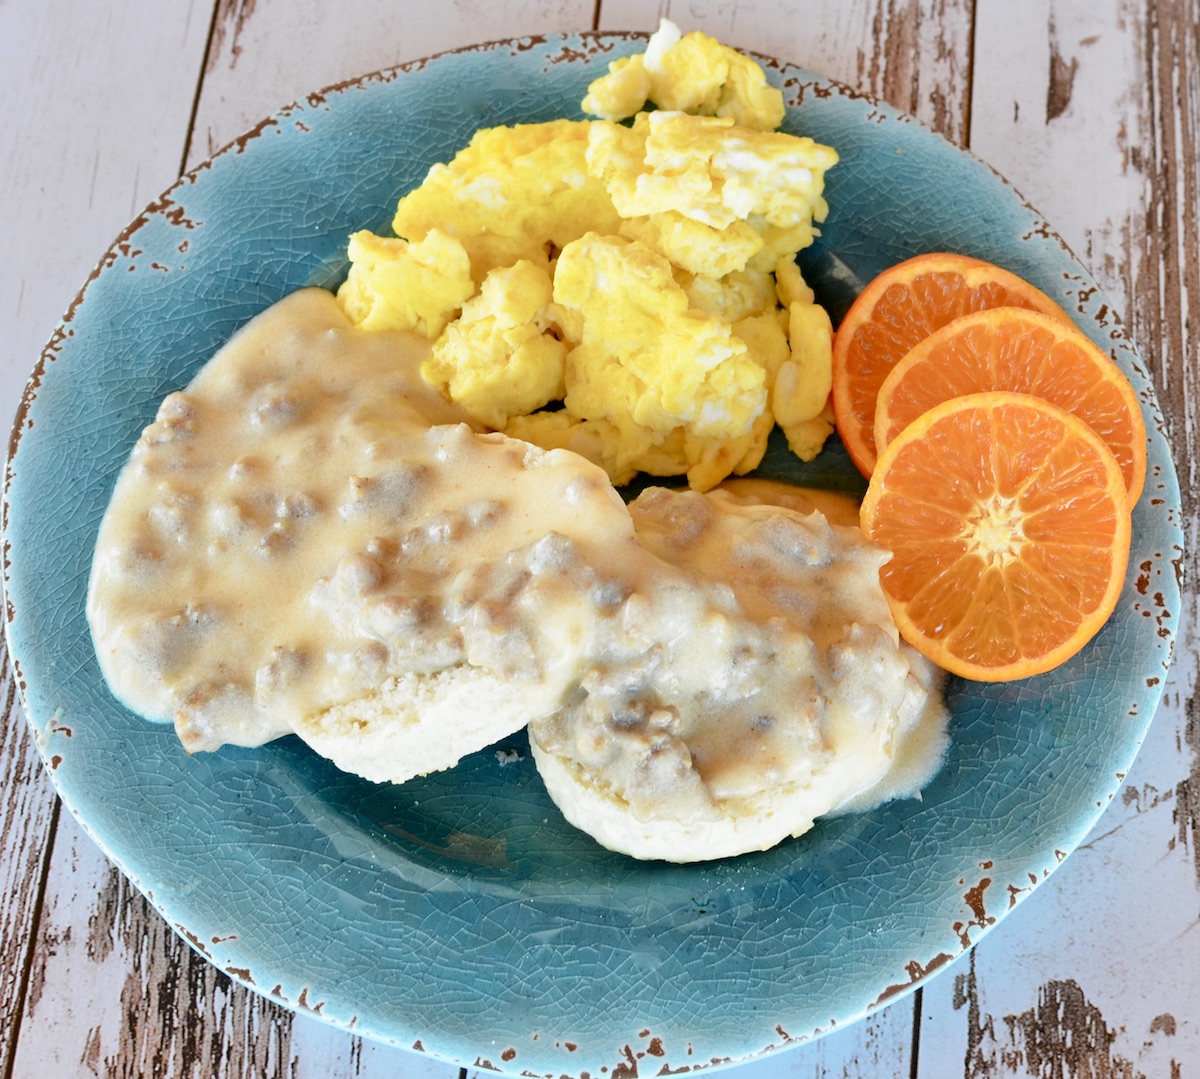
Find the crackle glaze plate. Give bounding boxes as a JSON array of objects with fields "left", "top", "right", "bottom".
[{"left": 3, "top": 32, "right": 1182, "bottom": 1076}]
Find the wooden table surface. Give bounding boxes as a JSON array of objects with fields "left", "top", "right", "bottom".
[{"left": 1, "top": 2, "right": 1196, "bottom": 1076}]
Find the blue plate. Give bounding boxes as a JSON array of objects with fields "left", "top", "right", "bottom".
[{"left": 3, "top": 32, "right": 1182, "bottom": 1075}]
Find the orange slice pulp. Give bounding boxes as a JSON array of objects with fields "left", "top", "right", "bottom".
[{"left": 860, "top": 391, "right": 1131, "bottom": 682}]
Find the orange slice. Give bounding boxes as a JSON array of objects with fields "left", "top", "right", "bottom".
[
  {"left": 832, "top": 253, "right": 1074, "bottom": 476},
  {"left": 873, "top": 307, "right": 1146, "bottom": 505},
  {"left": 860, "top": 391, "right": 1131, "bottom": 682}
]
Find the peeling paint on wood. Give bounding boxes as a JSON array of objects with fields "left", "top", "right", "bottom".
[
  {"left": 1175, "top": 687, "right": 1200, "bottom": 883},
  {"left": 0, "top": 638, "right": 59, "bottom": 1078},
  {"left": 1120, "top": 0, "right": 1200, "bottom": 891},
  {"left": 952, "top": 950, "right": 1150, "bottom": 1079},
  {"left": 83, "top": 863, "right": 294, "bottom": 1078},
  {"left": 1046, "top": 16, "right": 1079, "bottom": 121},
  {"left": 206, "top": 0, "right": 260, "bottom": 75},
  {"left": 860, "top": 0, "right": 972, "bottom": 145}
]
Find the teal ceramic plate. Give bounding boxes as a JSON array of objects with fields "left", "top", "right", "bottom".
[{"left": 3, "top": 32, "right": 1182, "bottom": 1075}]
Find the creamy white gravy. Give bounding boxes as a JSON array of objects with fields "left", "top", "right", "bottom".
[{"left": 88, "top": 287, "right": 948, "bottom": 856}]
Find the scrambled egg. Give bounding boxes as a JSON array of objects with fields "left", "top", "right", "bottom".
[
  {"left": 587, "top": 110, "right": 836, "bottom": 279},
  {"left": 591, "top": 111, "right": 833, "bottom": 234},
  {"left": 337, "top": 229, "right": 473, "bottom": 338},
  {"left": 420, "top": 260, "right": 566, "bottom": 430},
  {"left": 389, "top": 119, "right": 622, "bottom": 283},
  {"left": 582, "top": 18, "right": 786, "bottom": 131},
  {"left": 336, "top": 19, "right": 839, "bottom": 491},
  {"left": 551, "top": 232, "right": 769, "bottom": 488}
]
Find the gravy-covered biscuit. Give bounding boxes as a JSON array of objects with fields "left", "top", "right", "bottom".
[
  {"left": 528, "top": 487, "right": 948, "bottom": 862},
  {"left": 87, "top": 289, "right": 643, "bottom": 783}
]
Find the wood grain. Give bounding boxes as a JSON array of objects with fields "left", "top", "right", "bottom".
[
  {"left": 188, "top": 0, "right": 600, "bottom": 168},
  {"left": 0, "top": 641, "right": 57, "bottom": 1079},
  {"left": 14, "top": 810, "right": 457, "bottom": 1079},
  {"left": 0, "top": 0, "right": 213, "bottom": 434}
]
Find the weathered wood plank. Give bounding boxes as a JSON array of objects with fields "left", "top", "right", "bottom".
[
  {"left": 13, "top": 809, "right": 457, "bottom": 1079},
  {"left": 0, "top": 0, "right": 214, "bottom": 434},
  {"left": 0, "top": 1, "right": 213, "bottom": 1074},
  {"left": 187, "top": 0, "right": 600, "bottom": 169},
  {"left": 0, "top": 643, "right": 58, "bottom": 1077},
  {"left": 917, "top": 0, "right": 1200, "bottom": 1074}
]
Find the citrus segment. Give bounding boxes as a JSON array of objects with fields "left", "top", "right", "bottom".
[
  {"left": 860, "top": 391, "right": 1131, "bottom": 682},
  {"left": 831, "top": 253, "right": 1074, "bottom": 476},
  {"left": 873, "top": 307, "right": 1147, "bottom": 504}
]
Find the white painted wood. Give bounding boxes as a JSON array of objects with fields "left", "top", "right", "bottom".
[
  {"left": 969, "top": 0, "right": 1148, "bottom": 313},
  {"left": 187, "top": 0, "right": 600, "bottom": 169},
  {"left": 13, "top": 809, "right": 456, "bottom": 1079},
  {"left": 0, "top": 0, "right": 213, "bottom": 437},
  {"left": 0, "top": 643, "right": 57, "bottom": 1073},
  {"left": 0, "top": 1, "right": 211, "bottom": 1074}
]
